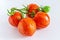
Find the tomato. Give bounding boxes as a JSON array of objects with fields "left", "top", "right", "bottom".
[
  {"left": 28, "top": 4, "right": 39, "bottom": 13},
  {"left": 18, "top": 18, "right": 36, "bottom": 36},
  {"left": 34, "top": 12, "right": 50, "bottom": 29},
  {"left": 27, "top": 4, "right": 39, "bottom": 18},
  {"left": 8, "top": 12, "right": 22, "bottom": 27}
]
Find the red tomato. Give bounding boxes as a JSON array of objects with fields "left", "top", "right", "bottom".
[
  {"left": 34, "top": 12, "right": 50, "bottom": 29},
  {"left": 27, "top": 4, "right": 39, "bottom": 18},
  {"left": 18, "top": 18, "right": 36, "bottom": 36},
  {"left": 9, "top": 12, "right": 22, "bottom": 27},
  {"left": 28, "top": 4, "right": 39, "bottom": 13}
]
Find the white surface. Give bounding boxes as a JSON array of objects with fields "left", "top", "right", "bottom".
[{"left": 0, "top": 0, "right": 60, "bottom": 40}]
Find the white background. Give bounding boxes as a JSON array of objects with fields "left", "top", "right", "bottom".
[{"left": 0, "top": 0, "right": 60, "bottom": 40}]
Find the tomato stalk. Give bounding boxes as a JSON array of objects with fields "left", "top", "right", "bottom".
[
  {"left": 7, "top": 6, "right": 28, "bottom": 18},
  {"left": 14, "top": 8, "right": 28, "bottom": 18},
  {"left": 29, "top": 11, "right": 35, "bottom": 18}
]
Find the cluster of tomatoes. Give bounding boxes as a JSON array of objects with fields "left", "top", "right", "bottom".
[{"left": 7, "top": 4, "right": 50, "bottom": 36}]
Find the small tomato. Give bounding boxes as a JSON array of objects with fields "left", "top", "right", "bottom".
[
  {"left": 18, "top": 18, "right": 36, "bottom": 36},
  {"left": 34, "top": 12, "right": 50, "bottom": 29}
]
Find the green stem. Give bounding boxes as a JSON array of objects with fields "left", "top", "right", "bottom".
[
  {"left": 7, "top": 7, "right": 28, "bottom": 18},
  {"left": 15, "top": 8, "right": 27, "bottom": 18},
  {"left": 22, "top": 5, "right": 28, "bottom": 10}
]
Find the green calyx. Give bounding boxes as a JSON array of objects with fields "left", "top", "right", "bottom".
[
  {"left": 7, "top": 6, "right": 28, "bottom": 18},
  {"left": 7, "top": 8, "right": 16, "bottom": 16},
  {"left": 43, "top": 6, "right": 50, "bottom": 13},
  {"left": 30, "top": 11, "right": 35, "bottom": 18},
  {"left": 37, "top": 6, "right": 50, "bottom": 13}
]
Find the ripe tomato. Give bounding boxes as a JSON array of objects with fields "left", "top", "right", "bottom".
[
  {"left": 34, "top": 12, "right": 50, "bottom": 29},
  {"left": 18, "top": 18, "right": 36, "bottom": 36},
  {"left": 28, "top": 3, "right": 39, "bottom": 13},
  {"left": 27, "top": 4, "right": 39, "bottom": 18},
  {"left": 9, "top": 12, "right": 22, "bottom": 27}
]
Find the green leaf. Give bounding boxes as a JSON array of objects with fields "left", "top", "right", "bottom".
[{"left": 43, "top": 6, "right": 50, "bottom": 13}]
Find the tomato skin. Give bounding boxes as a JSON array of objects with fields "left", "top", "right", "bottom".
[
  {"left": 8, "top": 12, "right": 22, "bottom": 27},
  {"left": 28, "top": 4, "right": 39, "bottom": 13},
  {"left": 26, "top": 4, "right": 39, "bottom": 18},
  {"left": 18, "top": 18, "right": 36, "bottom": 36},
  {"left": 34, "top": 12, "right": 50, "bottom": 29}
]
